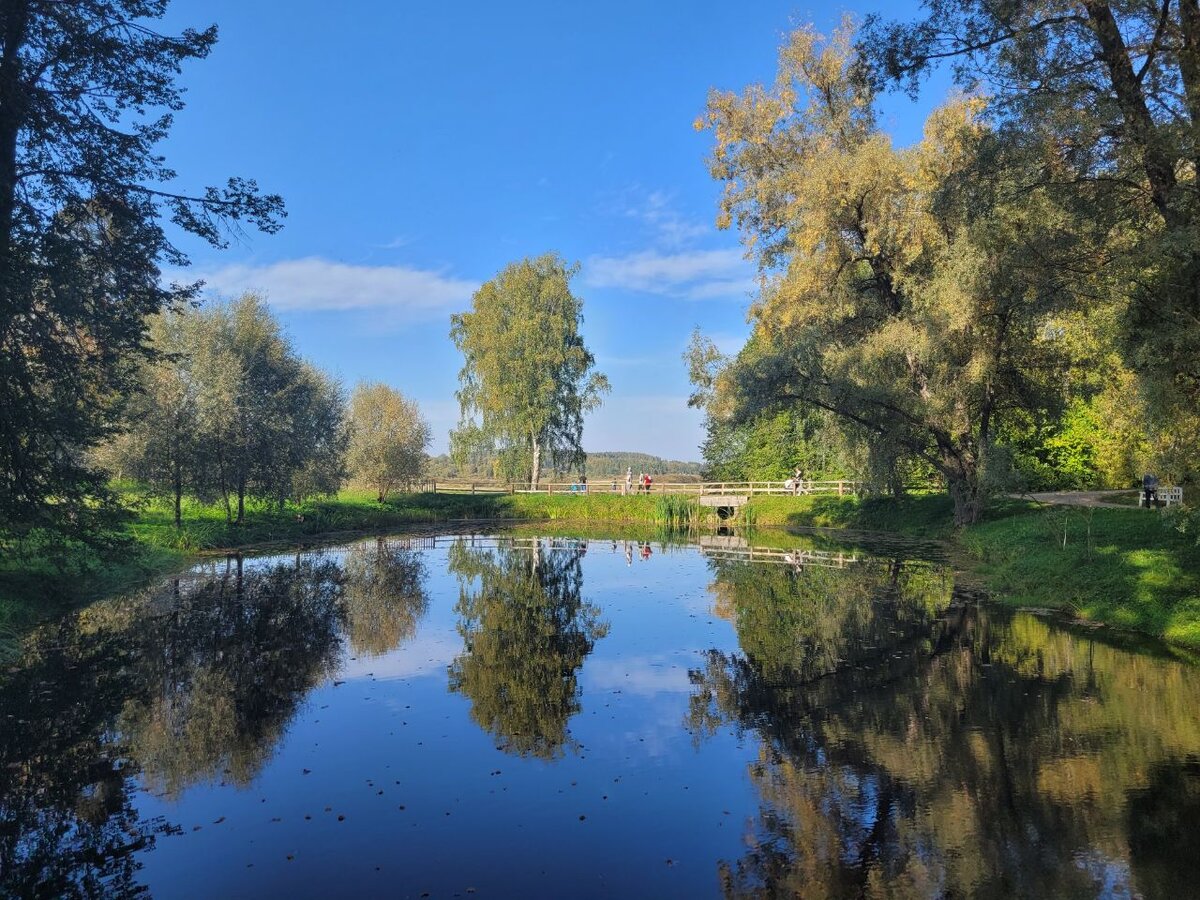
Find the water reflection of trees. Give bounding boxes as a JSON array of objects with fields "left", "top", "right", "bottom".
[
  {"left": 703, "top": 557, "right": 954, "bottom": 687},
  {"left": 118, "top": 556, "right": 345, "bottom": 798},
  {"left": 447, "top": 539, "right": 608, "bottom": 759},
  {"left": 341, "top": 539, "right": 429, "bottom": 657},
  {"left": 690, "top": 561, "right": 1200, "bottom": 898},
  {"left": 0, "top": 543, "right": 430, "bottom": 897}
]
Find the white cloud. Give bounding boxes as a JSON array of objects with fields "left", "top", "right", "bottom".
[
  {"left": 337, "top": 629, "right": 459, "bottom": 682},
  {"left": 584, "top": 656, "right": 694, "bottom": 697},
  {"left": 189, "top": 257, "right": 478, "bottom": 318},
  {"left": 584, "top": 248, "right": 754, "bottom": 301},
  {"left": 373, "top": 235, "right": 415, "bottom": 250}
]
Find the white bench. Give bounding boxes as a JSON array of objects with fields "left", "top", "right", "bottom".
[{"left": 1160, "top": 486, "right": 1184, "bottom": 507}]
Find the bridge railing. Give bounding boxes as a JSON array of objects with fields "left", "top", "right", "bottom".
[{"left": 405, "top": 479, "right": 862, "bottom": 497}]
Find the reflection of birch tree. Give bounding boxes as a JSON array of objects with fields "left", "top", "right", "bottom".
[{"left": 447, "top": 539, "right": 608, "bottom": 759}]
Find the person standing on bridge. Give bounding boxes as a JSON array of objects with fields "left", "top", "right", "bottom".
[{"left": 625, "top": 466, "right": 633, "bottom": 496}]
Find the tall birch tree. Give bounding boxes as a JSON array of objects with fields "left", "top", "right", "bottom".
[{"left": 450, "top": 254, "right": 609, "bottom": 487}]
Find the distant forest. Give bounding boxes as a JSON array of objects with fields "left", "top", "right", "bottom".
[{"left": 427, "top": 452, "right": 702, "bottom": 480}]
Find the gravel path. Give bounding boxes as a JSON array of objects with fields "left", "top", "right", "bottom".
[{"left": 1011, "top": 490, "right": 1138, "bottom": 509}]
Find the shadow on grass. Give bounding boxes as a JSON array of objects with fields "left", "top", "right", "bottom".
[{"left": 961, "top": 505, "right": 1200, "bottom": 651}]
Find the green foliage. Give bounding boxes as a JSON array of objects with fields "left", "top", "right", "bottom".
[
  {"left": 863, "top": 1, "right": 1200, "bottom": 486},
  {"left": 654, "top": 494, "right": 699, "bottom": 529},
  {"left": 0, "top": 1, "right": 283, "bottom": 536},
  {"left": 702, "top": 554, "right": 953, "bottom": 684},
  {"left": 426, "top": 450, "right": 702, "bottom": 480},
  {"left": 342, "top": 541, "right": 429, "bottom": 657},
  {"left": 346, "top": 382, "right": 430, "bottom": 500},
  {"left": 698, "top": 23, "right": 1088, "bottom": 525},
  {"left": 96, "top": 296, "right": 348, "bottom": 525},
  {"left": 700, "top": 408, "right": 853, "bottom": 482},
  {"left": 450, "top": 253, "right": 609, "bottom": 486}
]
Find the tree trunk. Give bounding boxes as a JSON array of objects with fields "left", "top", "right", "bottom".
[
  {"left": 530, "top": 435, "right": 541, "bottom": 489},
  {"left": 173, "top": 461, "right": 182, "bottom": 528},
  {"left": 236, "top": 476, "right": 245, "bottom": 525},
  {"left": 1083, "top": 1, "right": 1180, "bottom": 226},
  {"left": 216, "top": 447, "right": 233, "bottom": 524},
  {"left": 944, "top": 454, "right": 984, "bottom": 526},
  {"left": 0, "top": 2, "right": 30, "bottom": 274}
]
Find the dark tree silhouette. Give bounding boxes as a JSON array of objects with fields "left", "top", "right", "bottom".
[{"left": 0, "top": 1, "right": 284, "bottom": 534}]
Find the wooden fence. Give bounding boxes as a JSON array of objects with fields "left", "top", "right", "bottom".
[{"left": 410, "top": 479, "right": 862, "bottom": 497}]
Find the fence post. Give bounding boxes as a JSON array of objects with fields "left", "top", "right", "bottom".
[
  {"left": 838, "top": 480, "right": 845, "bottom": 496},
  {"left": 547, "top": 483, "right": 552, "bottom": 496},
  {"left": 471, "top": 482, "right": 476, "bottom": 495},
  {"left": 432, "top": 480, "right": 436, "bottom": 494}
]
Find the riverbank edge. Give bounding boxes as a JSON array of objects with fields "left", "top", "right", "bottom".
[{"left": 3, "top": 490, "right": 1197, "bottom": 654}]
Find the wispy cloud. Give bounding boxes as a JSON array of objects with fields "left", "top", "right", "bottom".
[
  {"left": 189, "top": 257, "right": 478, "bottom": 318},
  {"left": 584, "top": 656, "right": 694, "bottom": 697},
  {"left": 583, "top": 247, "right": 753, "bottom": 301},
  {"left": 373, "top": 235, "right": 415, "bottom": 250},
  {"left": 630, "top": 189, "right": 711, "bottom": 248}
]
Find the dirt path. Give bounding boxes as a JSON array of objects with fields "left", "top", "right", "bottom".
[{"left": 1010, "top": 490, "right": 1137, "bottom": 509}]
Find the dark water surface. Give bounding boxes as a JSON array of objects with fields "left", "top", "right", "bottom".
[{"left": 3, "top": 531, "right": 1199, "bottom": 898}]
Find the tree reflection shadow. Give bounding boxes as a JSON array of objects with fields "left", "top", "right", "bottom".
[
  {"left": 341, "top": 539, "right": 429, "bottom": 657},
  {"left": 118, "top": 555, "right": 345, "bottom": 798},
  {"left": 690, "top": 557, "right": 1200, "bottom": 898},
  {"left": 447, "top": 538, "right": 609, "bottom": 760},
  {"left": 0, "top": 542, "right": 430, "bottom": 897}
]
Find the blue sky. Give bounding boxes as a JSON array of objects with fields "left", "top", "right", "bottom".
[{"left": 159, "top": 1, "right": 943, "bottom": 460}]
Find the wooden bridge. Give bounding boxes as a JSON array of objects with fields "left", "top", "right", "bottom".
[
  {"left": 698, "top": 535, "right": 863, "bottom": 569},
  {"left": 410, "top": 479, "right": 862, "bottom": 498}
]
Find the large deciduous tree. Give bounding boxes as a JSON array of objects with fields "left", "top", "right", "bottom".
[
  {"left": 92, "top": 310, "right": 201, "bottom": 526},
  {"left": 450, "top": 254, "right": 609, "bottom": 488},
  {"left": 699, "top": 22, "right": 1085, "bottom": 524},
  {"left": 346, "top": 382, "right": 430, "bottom": 502},
  {"left": 862, "top": 0, "right": 1200, "bottom": 482},
  {"left": 0, "top": 1, "right": 284, "bottom": 534}
]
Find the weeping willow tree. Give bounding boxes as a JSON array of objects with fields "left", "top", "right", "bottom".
[
  {"left": 697, "top": 21, "right": 1101, "bottom": 523},
  {"left": 863, "top": 0, "right": 1200, "bottom": 485}
]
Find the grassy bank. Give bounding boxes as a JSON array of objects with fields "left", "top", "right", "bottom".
[
  {"left": 4, "top": 487, "right": 1198, "bottom": 654},
  {"left": 961, "top": 506, "right": 1200, "bottom": 649},
  {"left": 750, "top": 491, "right": 1200, "bottom": 650}
]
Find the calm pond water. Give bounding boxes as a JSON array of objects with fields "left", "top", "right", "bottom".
[{"left": 2, "top": 530, "right": 1199, "bottom": 898}]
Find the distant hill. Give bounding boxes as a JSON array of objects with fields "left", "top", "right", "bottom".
[{"left": 582, "top": 452, "right": 702, "bottom": 477}]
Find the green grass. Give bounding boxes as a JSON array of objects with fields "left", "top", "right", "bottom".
[
  {"left": 744, "top": 491, "right": 962, "bottom": 538},
  {"left": 0, "top": 488, "right": 698, "bottom": 618},
  {"left": 960, "top": 505, "right": 1200, "bottom": 650}
]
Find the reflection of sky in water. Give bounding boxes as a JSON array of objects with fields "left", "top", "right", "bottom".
[{"left": 3, "top": 531, "right": 1200, "bottom": 898}]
